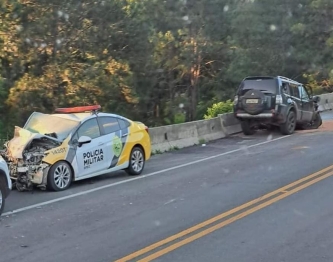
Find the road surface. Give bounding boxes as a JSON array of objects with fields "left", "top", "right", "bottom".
[{"left": 1, "top": 111, "right": 333, "bottom": 262}]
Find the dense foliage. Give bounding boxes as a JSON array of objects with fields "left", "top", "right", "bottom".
[
  {"left": 1, "top": 0, "right": 332, "bottom": 137},
  {"left": 204, "top": 100, "right": 233, "bottom": 119}
]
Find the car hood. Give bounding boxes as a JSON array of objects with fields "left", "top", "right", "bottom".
[{"left": 6, "top": 126, "right": 61, "bottom": 159}]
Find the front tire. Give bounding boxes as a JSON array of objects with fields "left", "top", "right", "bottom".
[
  {"left": 126, "top": 147, "right": 145, "bottom": 176},
  {"left": 280, "top": 110, "right": 296, "bottom": 135},
  {"left": 241, "top": 120, "right": 255, "bottom": 135},
  {"left": 47, "top": 161, "right": 73, "bottom": 191}
]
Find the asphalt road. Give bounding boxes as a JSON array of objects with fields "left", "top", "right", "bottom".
[{"left": 1, "top": 111, "right": 333, "bottom": 262}]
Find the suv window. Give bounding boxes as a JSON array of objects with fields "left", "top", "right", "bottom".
[
  {"left": 99, "top": 116, "right": 121, "bottom": 134},
  {"left": 289, "top": 84, "right": 300, "bottom": 98},
  {"left": 238, "top": 78, "right": 278, "bottom": 95},
  {"left": 281, "top": 82, "right": 290, "bottom": 95},
  {"left": 299, "top": 85, "right": 310, "bottom": 100},
  {"left": 75, "top": 118, "right": 101, "bottom": 140}
]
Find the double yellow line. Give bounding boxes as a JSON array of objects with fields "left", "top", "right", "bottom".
[{"left": 116, "top": 164, "right": 333, "bottom": 262}]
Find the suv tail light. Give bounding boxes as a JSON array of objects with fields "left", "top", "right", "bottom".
[
  {"left": 276, "top": 94, "right": 283, "bottom": 105},
  {"left": 145, "top": 126, "right": 149, "bottom": 134},
  {"left": 233, "top": 95, "right": 239, "bottom": 105}
]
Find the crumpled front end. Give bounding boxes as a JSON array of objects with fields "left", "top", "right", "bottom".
[{"left": 0, "top": 126, "right": 61, "bottom": 191}]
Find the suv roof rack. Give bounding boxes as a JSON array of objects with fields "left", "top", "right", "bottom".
[
  {"left": 244, "top": 76, "right": 275, "bottom": 80},
  {"left": 55, "top": 105, "right": 101, "bottom": 115},
  {"left": 277, "top": 76, "right": 302, "bottom": 85}
]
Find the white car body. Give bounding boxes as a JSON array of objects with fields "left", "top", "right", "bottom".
[
  {"left": 0, "top": 155, "right": 12, "bottom": 215},
  {"left": 0, "top": 156, "right": 11, "bottom": 191}
]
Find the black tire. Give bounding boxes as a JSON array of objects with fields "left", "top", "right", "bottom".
[
  {"left": 47, "top": 161, "right": 73, "bottom": 191},
  {"left": 125, "top": 147, "right": 145, "bottom": 176},
  {"left": 241, "top": 120, "right": 255, "bottom": 135},
  {"left": 0, "top": 176, "right": 6, "bottom": 216},
  {"left": 280, "top": 110, "right": 296, "bottom": 135},
  {"left": 312, "top": 112, "right": 322, "bottom": 129}
]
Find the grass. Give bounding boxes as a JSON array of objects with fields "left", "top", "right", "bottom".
[
  {"left": 152, "top": 145, "right": 180, "bottom": 155},
  {"left": 198, "top": 138, "right": 206, "bottom": 144}
]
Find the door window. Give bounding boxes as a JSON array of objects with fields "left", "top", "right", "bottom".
[
  {"left": 289, "top": 84, "right": 300, "bottom": 99},
  {"left": 299, "top": 85, "right": 310, "bottom": 101},
  {"left": 76, "top": 118, "right": 101, "bottom": 139},
  {"left": 98, "top": 116, "right": 121, "bottom": 134},
  {"left": 118, "top": 118, "right": 130, "bottom": 129},
  {"left": 282, "top": 82, "right": 290, "bottom": 95}
]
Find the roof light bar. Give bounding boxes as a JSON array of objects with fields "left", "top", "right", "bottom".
[{"left": 55, "top": 105, "right": 101, "bottom": 114}]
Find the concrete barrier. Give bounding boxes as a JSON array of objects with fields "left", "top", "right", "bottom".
[
  {"left": 218, "top": 113, "right": 242, "bottom": 135},
  {"left": 150, "top": 92, "right": 333, "bottom": 153},
  {"left": 317, "top": 93, "right": 333, "bottom": 112},
  {"left": 149, "top": 117, "right": 227, "bottom": 152}
]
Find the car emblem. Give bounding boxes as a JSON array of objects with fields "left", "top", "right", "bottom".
[{"left": 251, "top": 93, "right": 254, "bottom": 95}]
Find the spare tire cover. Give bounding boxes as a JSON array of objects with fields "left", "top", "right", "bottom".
[{"left": 241, "top": 89, "right": 266, "bottom": 115}]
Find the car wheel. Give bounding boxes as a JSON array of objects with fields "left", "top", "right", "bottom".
[
  {"left": 47, "top": 161, "right": 73, "bottom": 191},
  {"left": 0, "top": 176, "right": 6, "bottom": 216},
  {"left": 126, "top": 147, "right": 145, "bottom": 176},
  {"left": 241, "top": 120, "right": 255, "bottom": 135},
  {"left": 280, "top": 111, "right": 296, "bottom": 135}
]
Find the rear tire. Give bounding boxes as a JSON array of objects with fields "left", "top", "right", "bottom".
[
  {"left": 240, "top": 120, "right": 255, "bottom": 135},
  {"left": 126, "top": 147, "right": 145, "bottom": 176},
  {"left": 280, "top": 111, "right": 296, "bottom": 135}
]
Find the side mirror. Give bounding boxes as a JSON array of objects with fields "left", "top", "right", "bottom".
[
  {"left": 312, "top": 96, "right": 320, "bottom": 103},
  {"left": 77, "top": 136, "right": 92, "bottom": 147}
]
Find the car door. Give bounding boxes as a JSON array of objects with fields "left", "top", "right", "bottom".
[
  {"left": 97, "top": 116, "right": 125, "bottom": 169},
  {"left": 117, "top": 118, "right": 131, "bottom": 166},
  {"left": 289, "top": 83, "right": 304, "bottom": 121},
  {"left": 74, "top": 118, "right": 110, "bottom": 178},
  {"left": 298, "top": 85, "right": 314, "bottom": 122}
]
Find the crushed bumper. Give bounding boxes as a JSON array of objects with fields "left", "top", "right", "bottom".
[{"left": 10, "top": 163, "right": 50, "bottom": 191}]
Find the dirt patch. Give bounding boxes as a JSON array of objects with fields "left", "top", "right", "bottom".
[{"left": 296, "top": 120, "right": 333, "bottom": 134}]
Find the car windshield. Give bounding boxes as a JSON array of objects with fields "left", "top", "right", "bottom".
[
  {"left": 238, "top": 79, "right": 278, "bottom": 95},
  {"left": 24, "top": 112, "right": 80, "bottom": 141}
]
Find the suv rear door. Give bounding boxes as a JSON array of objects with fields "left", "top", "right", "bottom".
[{"left": 237, "top": 77, "right": 278, "bottom": 111}]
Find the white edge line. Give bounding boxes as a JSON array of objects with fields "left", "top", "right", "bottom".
[{"left": 2, "top": 135, "right": 290, "bottom": 217}]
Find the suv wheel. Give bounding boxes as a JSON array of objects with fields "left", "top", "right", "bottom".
[
  {"left": 241, "top": 120, "right": 255, "bottom": 135},
  {"left": 280, "top": 110, "right": 296, "bottom": 135}
]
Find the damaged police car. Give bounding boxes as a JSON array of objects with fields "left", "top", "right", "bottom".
[{"left": 0, "top": 105, "right": 151, "bottom": 192}]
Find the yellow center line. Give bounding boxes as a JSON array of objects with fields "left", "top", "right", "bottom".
[
  {"left": 139, "top": 170, "right": 333, "bottom": 262},
  {"left": 115, "top": 165, "right": 333, "bottom": 262}
]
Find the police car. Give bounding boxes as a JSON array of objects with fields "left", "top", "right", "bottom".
[{"left": 0, "top": 105, "right": 151, "bottom": 192}]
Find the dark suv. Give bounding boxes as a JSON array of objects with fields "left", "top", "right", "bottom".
[{"left": 233, "top": 76, "right": 322, "bottom": 135}]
